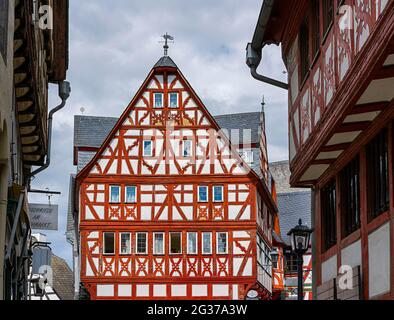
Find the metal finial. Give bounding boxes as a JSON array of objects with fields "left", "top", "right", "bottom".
[
  {"left": 261, "top": 96, "right": 266, "bottom": 112},
  {"left": 161, "top": 33, "right": 174, "bottom": 56}
]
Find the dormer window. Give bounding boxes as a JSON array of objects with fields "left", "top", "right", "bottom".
[
  {"left": 169, "top": 92, "right": 178, "bottom": 108},
  {"left": 154, "top": 93, "right": 163, "bottom": 108}
]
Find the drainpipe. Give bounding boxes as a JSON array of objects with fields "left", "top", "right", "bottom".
[
  {"left": 29, "top": 81, "right": 71, "bottom": 179},
  {"left": 246, "top": 43, "right": 288, "bottom": 90}
]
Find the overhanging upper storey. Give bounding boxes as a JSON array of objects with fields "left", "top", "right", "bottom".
[{"left": 249, "top": 0, "right": 394, "bottom": 187}]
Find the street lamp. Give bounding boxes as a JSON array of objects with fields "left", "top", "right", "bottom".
[{"left": 287, "top": 219, "right": 313, "bottom": 300}]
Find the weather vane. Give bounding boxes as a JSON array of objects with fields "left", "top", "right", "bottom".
[{"left": 160, "top": 33, "right": 174, "bottom": 56}]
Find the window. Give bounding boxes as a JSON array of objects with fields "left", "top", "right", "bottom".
[
  {"left": 311, "top": 0, "right": 320, "bottom": 60},
  {"left": 213, "top": 186, "right": 224, "bottom": 202},
  {"left": 321, "top": 179, "right": 337, "bottom": 251},
  {"left": 366, "top": 128, "right": 389, "bottom": 221},
  {"left": 153, "top": 233, "right": 165, "bottom": 255},
  {"left": 143, "top": 140, "right": 153, "bottom": 157},
  {"left": 187, "top": 232, "right": 198, "bottom": 254},
  {"left": 216, "top": 232, "right": 228, "bottom": 254},
  {"left": 169, "top": 92, "right": 178, "bottom": 108},
  {"left": 285, "top": 252, "right": 298, "bottom": 273},
  {"left": 136, "top": 233, "right": 148, "bottom": 254},
  {"left": 154, "top": 93, "right": 163, "bottom": 108},
  {"left": 120, "top": 233, "right": 131, "bottom": 255},
  {"left": 198, "top": 186, "right": 208, "bottom": 202},
  {"left": 125, "top": 186, "right": 137, "bottom": 203},
  {"left": 182, "top": 140, "right": 192, "bottom": 157},
  {"left": 271, "top": 252, "right": 279, "bottom": 269},
  {"left": 202, "top": 232, "right": 212, "bottom": 254},
  {"left": 323, "top": 0, "right": 334, "bottom": 37},
  {"left": 239, "top": 150, "right": 254, "bottom": 164},
  {"left": 103, "top": 232, "right": 115, "bottom": 255},
  {"left": 110, "top": 185, "right": 120, "bottom": 203},
  {"left": 257, "top": 236, "right": 272, "bottom": 275},
  {"left": 340, "top": 156, "right": 360, "bottom": 238},
  {"left": 299, "top": 17, "right": 310, "bottom": 84},
  {"left": 0, "top": 0, "right": 8, "bottom": 62},
  {"left": 170, "top": 232, "right": 182, "bottom": 254}
]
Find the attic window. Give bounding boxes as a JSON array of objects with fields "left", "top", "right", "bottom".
[
  {"left": 154, "top": 93, "right": 163, "bottom": 108},
  {"left": 169, "top": 92, "right": 178, "bottom": 108}
]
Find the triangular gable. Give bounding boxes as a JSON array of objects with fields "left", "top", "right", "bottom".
[{"left": 77, "top": 59, "right": 260, "bottom": 181}]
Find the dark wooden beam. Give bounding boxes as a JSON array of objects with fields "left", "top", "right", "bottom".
[
  {"left": 350, "top": 101, "right": 388, "bottom": 114},
  {"left": 374, "top": 65, "right": 394, "bottom": 79},
  {"left": 336, "top": 121, "right": 370, "bottom": 133},
  {"left": 321, "top": 143, "right": 350, "bottom": 152},
  {"left": 312, "top": 159, "right": 335, "bottom": 165}
]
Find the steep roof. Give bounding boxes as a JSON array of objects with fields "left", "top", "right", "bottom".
[
  {"left": 51, "top": 255, "right": 74, "bottom": 300},
  {"left": 74, "top": 115, "right": 117, "bottom": 148},
  {"left": 277, "top": 191, "right": 312, "bottom": 245},
  {"left": 73, "top": 112, "right": 262, "bottom": 173}
]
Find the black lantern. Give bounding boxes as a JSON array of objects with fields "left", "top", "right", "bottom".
[{"left": 287, "top": 219, "right": 313, "bottom": 300}]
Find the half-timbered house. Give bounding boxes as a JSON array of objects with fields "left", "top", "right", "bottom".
[
  {"left": 248, "top": 0, "right": 394, "bottom": 300},
  {"left": 68, "top": 55, "right": 277, "bottom": 300}
]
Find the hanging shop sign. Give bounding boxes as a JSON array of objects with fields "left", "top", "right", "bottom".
[{"left": 28, "top": 204, "right": 59, "bottom": 231}]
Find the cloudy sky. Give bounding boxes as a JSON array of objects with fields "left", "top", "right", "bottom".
[{"left": 29, "top": 0, "right": 288, "bottom": 266}]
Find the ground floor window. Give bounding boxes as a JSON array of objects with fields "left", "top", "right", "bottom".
[
  {"left": 321, "top": 179, "right": 336, "bottom": 251},
  {"left": 366, "top": 127, "right": 389, "bottom": 221},
  {"left": 340, "top": 156, "right": 360, "bottom": 238}
]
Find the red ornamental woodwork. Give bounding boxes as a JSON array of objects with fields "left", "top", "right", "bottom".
[{"left": 76, "top": 56, "right": 276, "bottom": 300}]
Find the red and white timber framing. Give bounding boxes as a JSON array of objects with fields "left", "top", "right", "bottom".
[{"left": 76, "top": 59, "right": 277, "bottom": 300}]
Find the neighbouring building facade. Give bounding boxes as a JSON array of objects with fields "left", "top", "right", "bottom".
[
  {"left": 270, "top": 161, "right": 313, "bottom": 300},
  {"left": 68, "top": 55, "right": 277, "bottom": 300},
  {"left": 0, "top": 0, "right": 69, "bottom": 299},
  {"left": 248, "top": 0, "right": 394, "bottom": 299}
]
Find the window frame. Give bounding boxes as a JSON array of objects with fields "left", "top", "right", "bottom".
[
  {"left": 340, "top": 156, "right": 361, "bottom": 238},
  {"left": 135, "top": 232, "right": 148, "bottom": 255},
  {"left": 321, "top": 179, "right": 337, "bottom": 252},
  {"left": 366, "top": 128, "right": 389, "bottom": 222},
  {"left": 153, "top": 232, "right": 165, "bottom": 255},
  {"left": 125, "top": 186, "right": 137, "bottom": 204},
  {"left": 168, "top": 92, "right": 179, "bottom": 108},
  {"left": 169, "top": 232, "right": 182, "bottom": 255},
  {"left": 182, "top": 139, "right": 192, "bottom": 157},
  {"left": 119, "top": 232, "right": 132, "bottom": 255},
  {"left": 143, "top": 140, "right": 153, "bottom": 157},
  {"left": 213, "top": 185, "right": 224, "bottom": 203},
  {"left": 299, "top": 16, "right": 310, "bottom": 87},
  {"left": 187, "top": 232, "right": 198, "bottom": 255},
  {"left": 154, "top": 92, "right": 164, "bottom": 108},
  {"left": 0, "top": 0, "right": 9, "bottom": 63},
  {"left": 103, "top": 232, "right": 115, "bottom": 255},
  {"left": 109, "top": 185, "right": 121, "bottom": 203},
  {"left": 202, "top": 232, "right": 212, "bottom": 255},
  {"left": 198, "top": 186, "right": 208, "bottom": 203},
  {"left": 216, "top": 232, "right": 228, "bottom": 254}
]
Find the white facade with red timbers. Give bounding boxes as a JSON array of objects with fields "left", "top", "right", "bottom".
[{"left": 70, "top": 55, "right": 277, "bottom": 300}]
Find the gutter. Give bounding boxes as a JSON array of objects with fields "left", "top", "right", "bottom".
[
  {"left": 246, "top": 0, "right": 288, "bottom": 90},
  {"left": 28, "top": 81, "right": 71, "bottom": 181}
]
